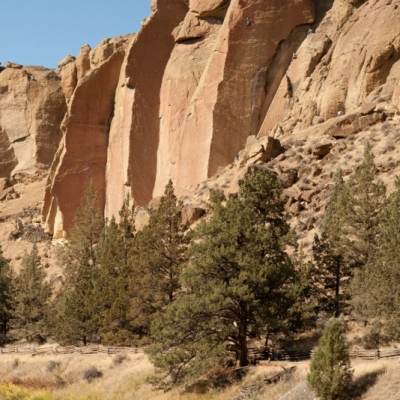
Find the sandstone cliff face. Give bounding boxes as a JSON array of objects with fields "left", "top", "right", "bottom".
[
  {"left": 105, "top": 0, "right": 188, "bottom": 219},
  {"left": 259, "top": 0, "right": 400, "bottom": 137},
  {"left": 0, "top": 66, "right": 66, "bottom": 179},
  {"left": 42, "top": 44, "right": 128, "bottom": 238},
  {"left": 40, "top": 0, "right": 400, "bottom": 238},
  {"left": 153, "top": 0, "right": 315, "bottom": 197}
]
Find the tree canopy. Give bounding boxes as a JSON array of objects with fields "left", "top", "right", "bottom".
[{"left": 147, "top": 168, "right": 296, "bottom": 386}]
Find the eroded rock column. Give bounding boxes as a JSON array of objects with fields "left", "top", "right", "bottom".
[{"left": 105, "top": 0, "right": 188, "bottom": 218}]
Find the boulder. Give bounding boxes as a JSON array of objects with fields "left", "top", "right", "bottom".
[
  {"left": 246, "top": 137, "right": 284, "bottom": 165},
  {"left": 5, "top": 62, "right": 23, "bottom": 69},
  {"left": 57, "top": 55, "right": 76, "bottom": 69},
  {"left": 148, "top": 196, "right": 162, "bottom": 211},
  {"left": 360, "top": 102, "right": 376, "bottom": 115},
  {"left": 182, "top": 206, "right": 205, "bottom": 225},
  {"left": 312, "top": 143, "right": 333, "bottom": 158},
  {"left": 289, "top": 202, "right": 304, "bottom": 215}
]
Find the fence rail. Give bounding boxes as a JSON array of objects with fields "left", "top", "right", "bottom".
[
  {"left": 250, "top": 347, "right": 400, "bottom": 362},
  {"left": 1, "top": 345, "right": 400, "bottom": 361},
  {"left": 0, "top": 345, "right": 145, "bottom": 356}
]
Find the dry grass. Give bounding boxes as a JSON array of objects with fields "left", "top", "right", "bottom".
[
  {"left": 0, "top": 335, "right": 400, "bottom": 400},
  {"left": 351, "top": 359, "right": 400, "bottom": 400}
]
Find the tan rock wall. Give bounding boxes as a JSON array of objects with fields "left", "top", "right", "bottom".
[
  {"left": 0, "top": 67, "right": 66, "bottom": 178},
  {"left": 259, "top": 0, "right": 400, "bottom": 138},
  {"left": 153, "top": 0, "right": 315, "bottom": 197},
  {"left": 105, "top": 0, "right": 188, "bottom": 220},
  {"left": 47, "top": 50, "right": 125, "bottom": 237}
]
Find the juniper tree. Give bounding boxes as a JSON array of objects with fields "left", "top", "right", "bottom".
[
  {"left": 308, "top": 318, "right": 353, "bottom": 400},
  {"left": 0, "top": 246, "right": 13, "bottom": 342},
  {"left": 13, "top": 245, "right": 52, "bottom": 341},
  {"left": 148, "top": 168, "right": 296, "bottom": 386},
  {"left": 55, "top": 182, "right": 104, "bottom": 345},
  {"left": 127, "top": 180, "right": 189, "bottom": 341}
]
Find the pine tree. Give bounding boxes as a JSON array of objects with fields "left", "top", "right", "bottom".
[
  {"left": 357, "top": 177, "right": 400, "bottom": 340},
  {"left": 0, "top": 246, "right": 13, "bottom": 343},
  {"left": 308, "top": 318, "right": 353, "bottom": 400},
  {"left": 127, "top": 180, "right": 189, "bottom": 340},
  {"left": 312, "top": 172, "right": 351, "bottom": 317},
  {"left": 96, "top": 196, "right": 137, "bottom": 345},
  {"left": 315, "top": 147, "right": 386, "bottom": 319},
  {"left": 341, "top": 145, "right": 386, "bottom": 268},
  {"left": 55, "top": 182, "right": 104, "bottom": 345},
  {"left": 148, "top": 168, "right": 296, "bottom": 386},
  {"left": 13, "top": 245, "right": 52, "bottom": 342}
]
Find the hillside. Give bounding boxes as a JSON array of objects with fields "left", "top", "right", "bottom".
[{"left": 1, "top": 0, "right": 400, "bottom": 398}]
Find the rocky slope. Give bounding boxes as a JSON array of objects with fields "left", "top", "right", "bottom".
[{"left": 0, "top": 0, "right": 400, "bottom": 241}]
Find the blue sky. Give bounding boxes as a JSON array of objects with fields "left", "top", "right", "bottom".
[{"left": 1, "top": 0, "right": 151, "bottom": 69}]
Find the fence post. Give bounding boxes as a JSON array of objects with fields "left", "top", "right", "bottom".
[{"left": 377, "top": 349, "right": 380, "bottom": 359}]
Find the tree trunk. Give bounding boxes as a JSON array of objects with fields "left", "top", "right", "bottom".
[
  {"left": 237, "top": 301, "right": 249, "bottom": 367},
  {"left": 335, "top": 259, "right": 340, "bottom": 318},
  {"left": 237, "top": 324, "right": 248, "bottom": 367}
]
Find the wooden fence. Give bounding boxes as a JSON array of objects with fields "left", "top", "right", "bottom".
[
  {"left": 348, "top": 348, "right": 400, "bottom": 360},
  {"left": 1, "top": 345, "right": 400, "bottom": 361},
  {"left": 0, "top": 345, "right": 145, "bottom": 356},
  {"left": 250, "top": 347, "right": 400, "bottom": 362}
]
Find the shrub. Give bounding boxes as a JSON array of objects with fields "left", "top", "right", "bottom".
[
  {"left": 112, "top": 353, "right": 127, "bottom": 366},
  {"left": 82, "top": 366, "right": 103, "bottom": 382},
  {"left": 307, "top": 318, "right": 353, "bottom": 400},
  {"left": 46, "top": 361, "right": 60, "bottom": 372}
]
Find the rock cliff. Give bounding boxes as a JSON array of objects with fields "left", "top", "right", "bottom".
[
  {"left": 1, "top": 0, "right": 400, "bottom": 239},
  {"left": 0, "top": 66, "right": 66, "bottom": 179}
]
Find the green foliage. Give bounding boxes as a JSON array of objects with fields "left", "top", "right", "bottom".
[
  {"left": 355, "top": 176, "right": 400, "bottom": 340},
  {"left": 308, "top": 318, "right": 353, "bottom": 400},
  {"left": 97, "top": 196, "right": 138, "bottom": 345},
  {"left": 313, "top": 146, "right": 386, "bottom": 319},
  {"left": 12, "top": 245, "right": 52, "bottom": 341},
  {"left": 340, "top": 145, "right": 386, "bottom": 268},
  {"left": 127, "top": 180, "right": 189, "bottom": 341},
  {"left": 0, "top": 246, "right": 13, "bottom": 342},
  {"left": 55, "top": 183, "right": 103, "bottom": 345},
  {"left": 311, "top": 233, "right": 350, "bottom": 318},
  {"left": 148, "top": 168, "right": 296, "bottom": 387}
]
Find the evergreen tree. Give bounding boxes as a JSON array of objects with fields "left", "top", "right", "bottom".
[
  {"left": 0, "top": 246, "right": 13, "bottom": 343},
  {"left": 314, "top": 147, "right": 386, "bottom": 319},
  {"left": 128, "top": 180, "right": 189, "bottom": 341},
  {"left": 312, "top": 172, "right": 351, "bottom": 317},
  {"left": 96, "top": 196, "right": 137, "bottom": 345},
  {"left": 13, "top": 245, "right": 52, "bottom": 342},
  {"left": 308, "top": 318, "right": 353, "bottom": 400},
  {"left": 148, "top": 168, "right": 296, "bottom": 386},
  {"left": 341, "top": 145, "right": 386, "bottom": 268},
  {"left": 55, "top": 182, "right": 104, "bottom": 345},
  {"left": 356, "top": 177, "right": 400, "bottom": 340}
]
